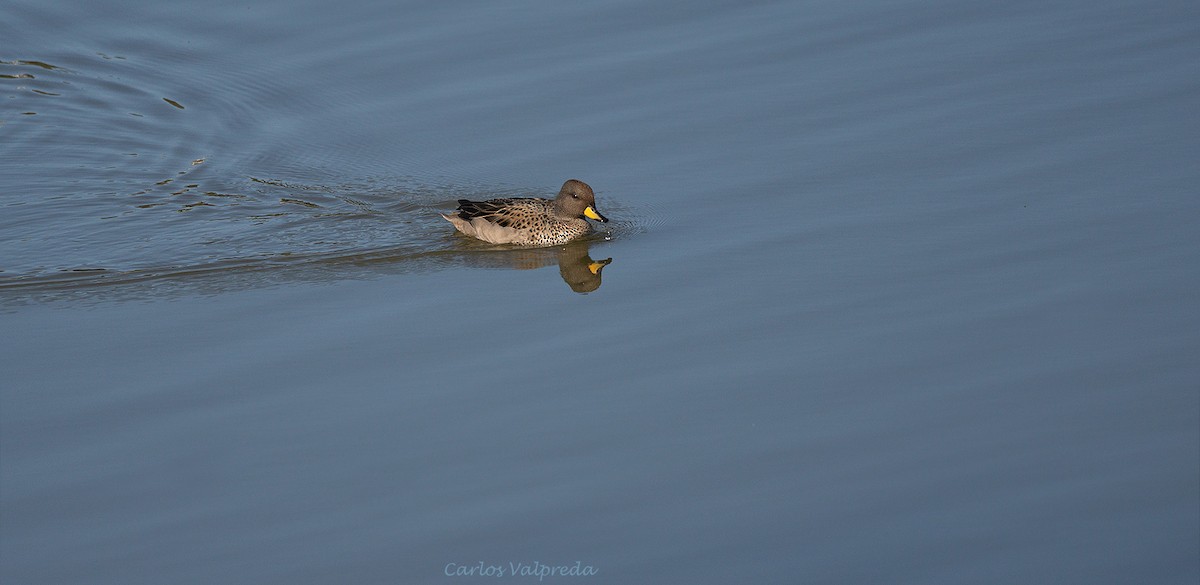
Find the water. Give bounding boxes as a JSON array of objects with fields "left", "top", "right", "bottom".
[{"left": 3, "top": 0, "right": 1198, "bottom": 583}]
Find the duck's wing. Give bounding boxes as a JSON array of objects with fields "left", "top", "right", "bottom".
[{"left": 455, "top": 198, "right": 540, "bottom": 228}]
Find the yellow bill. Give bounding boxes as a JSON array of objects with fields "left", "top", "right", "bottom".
[
  {"left": 587, "top": 258, "right": 613, "bottom": 275},
  {"left": 584, "top": 206, "right": 609, "bottom": 222}
]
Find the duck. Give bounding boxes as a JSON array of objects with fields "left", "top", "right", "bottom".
[{"left": 441, "top": 179, "right": 609, "bottom": 246}]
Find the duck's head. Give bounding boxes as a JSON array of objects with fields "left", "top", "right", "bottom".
[{"left": 554, "top": 179, "right": 608, "bottom": 223}]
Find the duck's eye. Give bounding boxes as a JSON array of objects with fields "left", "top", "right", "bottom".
[{"left": 571, "top": 194, "right": 579, "bottom": 198}]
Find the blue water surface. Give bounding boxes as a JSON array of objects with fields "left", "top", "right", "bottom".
[{"left": 2, "top": 1, "right": 1198, "bottom": 583}]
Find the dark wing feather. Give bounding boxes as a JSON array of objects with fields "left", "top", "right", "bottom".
[{"left": 455, "top": 198, "right": 538, "bottom": 228}]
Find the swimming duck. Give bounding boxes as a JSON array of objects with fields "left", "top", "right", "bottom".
[{"left": 441, "top": 179, "right": 609, "bottom": 246}]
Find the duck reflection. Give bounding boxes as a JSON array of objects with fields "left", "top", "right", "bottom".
[{"left": 459, "top": 239, "right": 613, "bottom": 293}]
